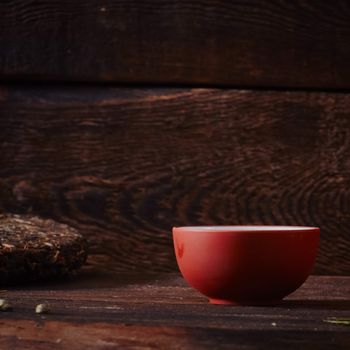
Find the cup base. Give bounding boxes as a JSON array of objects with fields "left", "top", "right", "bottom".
[{"left": 209, "top": 298, "right": 283, "bottom": 306}]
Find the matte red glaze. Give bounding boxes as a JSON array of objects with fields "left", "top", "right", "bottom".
[{"left": 173, "top": 226, "right": 320, "bottom": 305}]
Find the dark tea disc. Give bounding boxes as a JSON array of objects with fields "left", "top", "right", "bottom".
[{"left": 0, "top": 214, "right": 87, "bottom": 284}]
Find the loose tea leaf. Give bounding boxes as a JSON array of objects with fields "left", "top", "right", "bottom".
[
  {"left": 323, "top": 318, "right": 350, "bottom": 326},
  {"left": 35, "top": 303, "right": 50, "bottom": 314},
  {"left": 0, "top": 299, "right": 13, "bottom": 311},
  {"left": 0, "top": 214, "right": 88, "bottom": 284}
]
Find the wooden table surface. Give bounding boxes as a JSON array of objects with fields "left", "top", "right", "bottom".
[{"left": 0, "top": 272, "right": 349, "bottom": 349}]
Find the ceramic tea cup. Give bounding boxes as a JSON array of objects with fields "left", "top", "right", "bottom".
[{"left": 173, "top": 226, "right": 320, "bottom": 305}]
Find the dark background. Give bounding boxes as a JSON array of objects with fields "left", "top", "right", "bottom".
[{"left": 1, "top": 0, "right": 350, "bottom": 275}]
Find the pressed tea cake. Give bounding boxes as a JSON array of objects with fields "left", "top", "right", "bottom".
[{"left": 0, "top": 214, "right": 87, "bottom": 284}]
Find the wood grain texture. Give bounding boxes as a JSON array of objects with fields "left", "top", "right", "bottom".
[
  {"left": 1, "top": 86, "right": 350, "bottom": 275},
  {"left": 0, "top": 274, "right": 350, "bottom": 349},
  {"left": 1, "top": 1, "right": 350, "bottom": 88}
]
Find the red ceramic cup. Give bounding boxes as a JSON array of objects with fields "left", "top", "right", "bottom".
[{"left": 173, "top": 226, "right": 320, "bottom": 305}]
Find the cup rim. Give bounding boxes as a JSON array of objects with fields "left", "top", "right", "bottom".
[{"left": 173, "top": 225, "right": 320, "bottom": 233}]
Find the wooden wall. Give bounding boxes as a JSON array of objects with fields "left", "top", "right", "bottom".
[
  {"left": 1, "top": 1, "right": 350, "bottom": 275},
  {"left": 1, "top": 0, "right": 350, "bottom": 88}
]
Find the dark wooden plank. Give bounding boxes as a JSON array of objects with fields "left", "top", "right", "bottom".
[
  {"left": 1, "top": 1, "right": 350, "bottom": 88},
  {"left": 0, "top": 275, "right": 349, "bottom": 349},
  {"left": 1, "top": 86, "right": 350, "bottom": 275}
]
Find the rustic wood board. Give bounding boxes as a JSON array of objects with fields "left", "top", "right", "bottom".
[
  {"left": 1, "top": 1, "right": 350, "bottom": 88},
  {"left": 1, "top": 86, "right": 350, "bottom": 274},
  {"left": 0, "top": 274, "right": 349, "bottom": 349}
]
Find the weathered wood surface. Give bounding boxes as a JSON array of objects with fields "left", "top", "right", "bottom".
[
  {"left": 1, "top": 1, "right": 350, "bottom": 88},
  {"left": 1, "top": 86, "right": 350, "bottom": 275},
  {"left": 0, "top": 273, "right": 349, "bottom": 349}
]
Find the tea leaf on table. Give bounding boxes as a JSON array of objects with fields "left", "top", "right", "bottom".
[
  {"left": 323, "top": 318, "right": 350, "bottom": 326},
  {"left": 0, "top": 299, "right": 13, "bottom": 311},
  {"left": 35, "top": 303, "right": 51, "bottom": 314}
]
